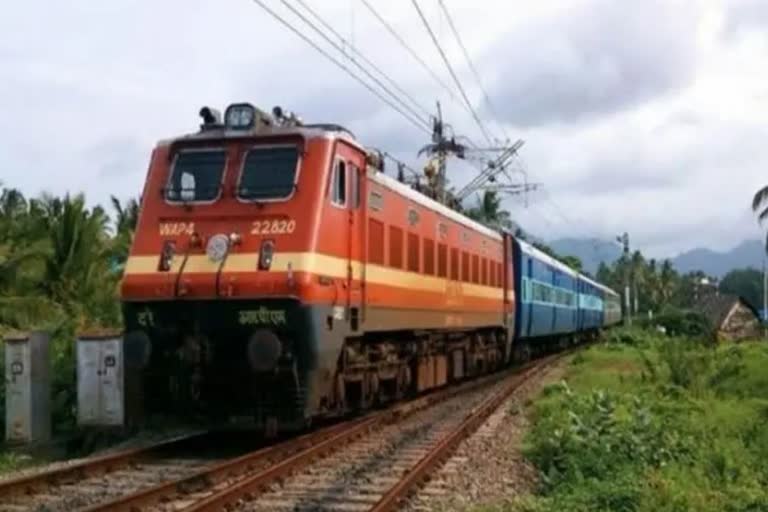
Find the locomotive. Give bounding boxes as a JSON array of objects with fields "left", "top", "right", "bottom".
[{"left": 120, "top": 103, "right": 621, "bottom": 432}]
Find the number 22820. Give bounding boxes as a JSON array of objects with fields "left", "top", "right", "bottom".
[{"left": 251, "top": 219, "right": 296, "bottom": 235}]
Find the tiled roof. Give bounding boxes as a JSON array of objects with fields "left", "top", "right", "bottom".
[{"left": 695, "top": 293, "right": 758, "bottom": 328}]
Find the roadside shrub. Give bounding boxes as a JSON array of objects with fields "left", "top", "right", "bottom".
[
  {"left": 512, "top": 334, "right": 768, "bottom": 512},
  {"left": 602, "top": 326, "right": 655, "bottom": 346},
  {"left": 526, "top": 383, "right": 692, "bottom": 495},
  {"left": 653, "top": 307, "right": 712, "bottom": 339}
]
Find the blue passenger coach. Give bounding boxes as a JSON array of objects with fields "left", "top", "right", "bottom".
[
  {"left": 512, "top": 239, "right": 579, "bottom": 340},
  {"left": 577, "top": 274, "right": 605, "bottom": 331}
]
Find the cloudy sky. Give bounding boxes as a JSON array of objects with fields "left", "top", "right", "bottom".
[{"left": 1, "top": 0, "right": 766, "bottom": 258}]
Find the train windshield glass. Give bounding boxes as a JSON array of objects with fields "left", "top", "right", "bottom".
[
  {"left": 238, "top": 146, "right": 299, "bottom": 200},
  {"left": 165, "top": 149, "right": 226, "bottom": 202}
]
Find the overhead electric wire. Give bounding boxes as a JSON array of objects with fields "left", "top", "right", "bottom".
[
  {"left": 358, "top": 0, "right": 471, "bottom": 118},
  {"left": 278, "top": 0, "right": 432, "bottom": 131},
  {"left": 250, "top": 0, "right": 431, "bottom": 135},
  {"left": 293, "top": 0, "right": 432, "bottom": 120},
  {"left": 410, "top": 0, "right": 495, "bottom": 146},
  {"left": 437, "top": 0, "right": 508, "bottom": 144}
]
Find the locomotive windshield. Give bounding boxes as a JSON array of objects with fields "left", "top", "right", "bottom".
[
  {"left": 238, "top": 146, "right": 299, "bottom": 200},
  {"left": 165, "top": 149, "right": 226, "bottom": 202}
]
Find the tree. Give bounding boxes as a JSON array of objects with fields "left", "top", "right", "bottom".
[
  {"left": 465, "top": 190, "right": 512, "bottom": 231},
  {"left": 719, "top": 267, "right": 763, "bottom": 312},
  {"left": 110, "top": 196, "right": 140, "bottom": 268},
  {"left": 753, "top": 185, "right": 768, "bottom": 253}
]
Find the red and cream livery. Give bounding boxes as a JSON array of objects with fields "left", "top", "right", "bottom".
[{"left": 121, "top": 103, "right": 516, "bottom": 431}]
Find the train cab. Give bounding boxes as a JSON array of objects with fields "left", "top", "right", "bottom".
[{"left": 120, "top": 103, "right": 369, "bottom": 430}]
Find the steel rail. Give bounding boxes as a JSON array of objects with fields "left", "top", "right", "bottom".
[
  {"left": 0, "top": 431, "right": 206, "bottom": 501},
  {"left": 80, "top": 416, "right": 376, "bottom": 512},
  {"left": 164, "top": 366, "right": 520, "bottom": 512},
  {"left": 369, "top": 353, "right": 561, "bottom": 512}
]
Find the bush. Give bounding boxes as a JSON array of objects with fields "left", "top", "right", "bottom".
[
  {"left": 653, "top": 307, "right": 712, "bottom": 339},
  {"left": 515, "top": 332, "right": 768, "bottom": 512}
]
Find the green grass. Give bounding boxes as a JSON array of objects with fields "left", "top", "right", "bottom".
[
  {"left": 485, "top": 330, "right": 768, "bottom": 512},
  {"left": 0, "top": 451, "right": 35, "bottom": 475}
]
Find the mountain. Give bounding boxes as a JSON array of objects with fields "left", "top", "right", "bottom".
[
  {"left": 547, "top": 237, "right": 765, "bottom": 278},
  {"left": 671, "top": 240, "right": 764, "bottom": 277},
  {"left": 549, "top": 238, "right": 622, "bottom": 275}
]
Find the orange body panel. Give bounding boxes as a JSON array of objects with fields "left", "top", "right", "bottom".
[{"left": 122, "top": 130, "right": 514, "bottom": 332}]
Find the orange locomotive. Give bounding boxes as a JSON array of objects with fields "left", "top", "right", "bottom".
[{"left": 121, "top": 103, "right": 514, "bottom": 431}]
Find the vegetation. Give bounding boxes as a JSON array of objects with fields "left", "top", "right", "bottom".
[
  {"left": 0, "top": 184, "right": 138, "bottom": 437},
  {"left": 752, "top": 185, "right": 768, "bottom": 252},
  {"left": 719, "top": 267, "right": 764, "bottom": 313},
  {"left": 466, "top": 190, "right": 513, "bottom": 231},
  {"left": 504, "top": 329, "right": 768, "bottom": 512}
]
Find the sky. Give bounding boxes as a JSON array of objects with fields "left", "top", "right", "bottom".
[{"left": 1, "top": 0, "right": 767, "bottom": 258}]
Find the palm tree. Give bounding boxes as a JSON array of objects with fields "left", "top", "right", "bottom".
[
  {"left": 753, "top": 185, "right": 768, "bottom": 222},
  {"left": 659, "top": 259, "right": 677, "bottom": 304},
  {"left": 753, "top": 185, "right": 768, "bottom": 252},
  {"left": 466, "top": 190, "right": 513, "bottom": 230},
  {"left": 110, "top": 196, "right": 140, "bottom": 268}
]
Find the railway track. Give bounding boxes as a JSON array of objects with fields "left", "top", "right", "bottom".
[
  {"left": 0, "top": 431, "right": 212, "bottom": 511},
  {"left": 0, "top": 353, "right": 561, "bottom": 512}
]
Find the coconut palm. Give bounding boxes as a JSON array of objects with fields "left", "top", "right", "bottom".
[
  {"left": 753, "top": 185, "right": 768, "bottom": 223},
  {"left": 659, "top": 259, "right": 677, "bottom": 303},
  {"left": 466, "top": 190, "right": 513, "bottom": 230},
  {"left": 754, "top": 185, "right": 768, "bottom": 255},
  {"left": 110, "top": 196, "right": 140, "bottom": 268}
]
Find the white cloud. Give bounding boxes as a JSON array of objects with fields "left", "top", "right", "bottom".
[{"left": 1, "top": 0, "right": 766, "bottom": 260}]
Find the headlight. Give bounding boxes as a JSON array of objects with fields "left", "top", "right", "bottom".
[
  {"left": 224, "top": 103, "right": 256, "bottom": 130},
  {"left": 206, "top": 233, "right": 230, "bottom": 262}
]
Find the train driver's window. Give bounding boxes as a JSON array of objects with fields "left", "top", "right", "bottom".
[
  {"left": 349, "top": 163, "right": 360, "bottom": 208},
  {"left": 332, "top": 160, "right": 347, "bottom": 206},
  {"left": 165, "top": 149, "right": 226, "bottom": 203}
]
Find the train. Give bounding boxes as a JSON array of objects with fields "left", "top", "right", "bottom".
[{"left": 119, "top": 102, "right": 621, "bottom": 433}]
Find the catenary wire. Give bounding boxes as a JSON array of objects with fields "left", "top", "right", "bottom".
[
  {"left": 250, "top": 0, "right": 431, "bottom": 135},
  {"left": 437, "top": 0, "right": 508, "bottom": 144},
  {"left": 293, "top": 0, "right": 433, "bottom": 120},
  {"left": 410, "top": 0, "right": 495, "bottom": 146},
  {"left": 358, "top": 0, "right": 469, "bottom": 116},
  {"left": 278, "top": 0, "right": 432, "bottom": 131}
]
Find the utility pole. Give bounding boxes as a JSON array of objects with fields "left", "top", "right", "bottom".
[
  {"left": 617, "top": 232, "right": 631, "bottom": 326},
  {"left": 434, "top": 102, "right": 447, "bottom": 204}
]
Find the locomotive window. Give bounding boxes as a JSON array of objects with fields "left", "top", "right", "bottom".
[
  {"left": 490, "top": 260, "right": 496, "bottom": 287},
  {"left": 238, "top": 146, "right": 299, "bottom": 200},
  {"left": 349, "top": 163, "right": 360, "bottom": 208},
  {"left": 389, "top": 226, "right": 403, "bottom": 269},
  {"left": 368, "top": 219, "right": 385, "bottom": 264},
  {"left": 471, "top": 254, "right": 479, "bottom": 284},
  {"left": 437, "top": 243, "right": 447, "bottom": 278},
  {"left": 332, "top": 160, "right": 346, "bottom": 206},
  {"left": 450, "top": 248, "right": 459, "bottom": 281},
  {"left": 481, "top": 258, "right": 488, "bottom": 285},
  {"left": 423, "top": 238, "right": 435, "bottom": 275},
  {"left": 461, "top": 251, "right": 469, "bottom": 282},
  {"left": 407, "top": 233, "right": 420, "bottom": 272},
  {"left": 166, "top": 149, "right": 226, "bottom": 202}
]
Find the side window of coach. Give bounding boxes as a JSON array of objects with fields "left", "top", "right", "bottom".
[{"left": 332, "top": 160, "right": 346, "bottom": 206}]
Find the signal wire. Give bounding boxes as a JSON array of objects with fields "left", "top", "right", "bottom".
[
  {"left": 250, "top": 0, "right": 431, "bottom": 135},
  {"left": 293, "top": 0, "right": 432, "bottom": 120},
  {"left": 410, "top": 0, "right": 495, "bottom": 146}
]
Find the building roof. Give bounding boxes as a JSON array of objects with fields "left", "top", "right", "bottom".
[{"left": 695, "top": 293, "right": 759, "bottom": 328}]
